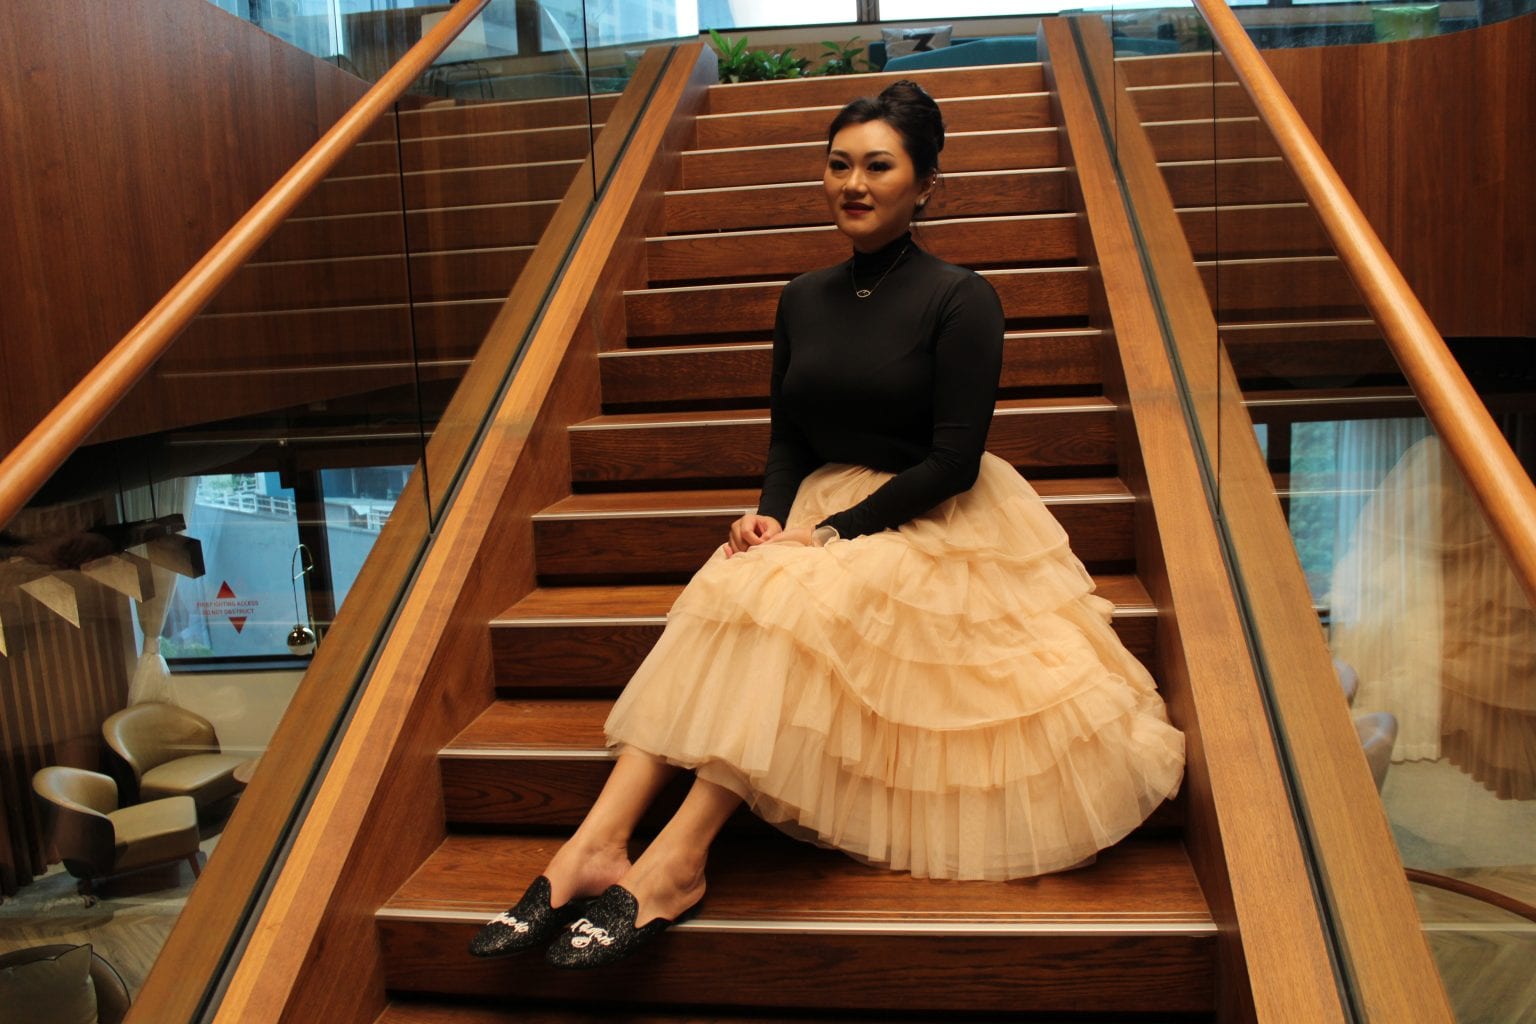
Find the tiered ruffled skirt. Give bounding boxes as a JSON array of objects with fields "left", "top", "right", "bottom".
[{"left": 605, "top": 454, "right": 1185, "bottom": 880}]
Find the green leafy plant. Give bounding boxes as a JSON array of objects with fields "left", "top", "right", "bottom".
[
  {"left": 708, "top": 29, "right": 811, "bottom": 83},
  {"left": 816, "top": 37, "right": 868, "bottom": 76}
]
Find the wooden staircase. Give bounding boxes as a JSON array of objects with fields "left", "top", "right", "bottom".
[{"left": 372, "top": 61, "right": 1217, "bottom": 1021}]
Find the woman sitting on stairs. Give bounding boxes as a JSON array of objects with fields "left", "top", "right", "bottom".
[{"left": 470, "top": 79, "right": 1186, "bottom": 970}]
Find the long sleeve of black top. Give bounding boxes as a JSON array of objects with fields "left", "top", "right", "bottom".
[{"left": 756, "top": 238, "right": 1005, "bottom": 540}]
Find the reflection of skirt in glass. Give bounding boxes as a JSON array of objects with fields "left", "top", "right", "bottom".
[{"left": 605, "top": 453, "right": 1186, "bottom": 880}]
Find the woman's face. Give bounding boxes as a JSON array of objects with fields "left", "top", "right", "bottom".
[{"left": 823, "top": 119, "right": 934, "bottom": 254}]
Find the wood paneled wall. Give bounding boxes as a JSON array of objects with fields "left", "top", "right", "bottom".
[
  {"left": 1263, "top": 14, "right": 1536, "bottom": 339},
  {"left": 0, "top": 0, "right": 369, "bottom": 453},
  {"left": 0, "top": 500, "right": 136, "bottom": 898}
]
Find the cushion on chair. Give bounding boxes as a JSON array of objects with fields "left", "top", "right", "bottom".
[
  {"left": 103, "top": 702, "right": 218, "bottom": 780},
  {"left": 32, "top": 767, "right": 118, "bottom": 819},
  {"left": 0, "top": 943, "right": 97, "bottom": 1024},
  {"left": 140, "top": 752, "right": 247, "bottom": 807},
  {"left": 108, "top": 795, "right": 200, "bottom": 872}
]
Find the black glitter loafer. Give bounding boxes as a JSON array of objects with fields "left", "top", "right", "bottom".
[
  {"left": 468, "top": 875, "right": 585, "bottom": 958},
  {"left": 543, "top": 884, "right": 696, "bottom": 969}
]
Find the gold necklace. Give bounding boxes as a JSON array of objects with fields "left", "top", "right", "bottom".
[{"left": 851, "top": 244, "right": 909, "bottom": 299}]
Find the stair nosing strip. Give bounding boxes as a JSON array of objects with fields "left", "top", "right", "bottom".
[
  {"left": 492, "top": 615, "right": 670, "bottom": 627},
  {"left": 647, "top": 211, "right": 1076, "bottom": 244},
  {"left": 1141, "top": 115, "right": 1261, "bottom": 128},
  {"left": 667, "top": 165, "right": 1067, "bottom": 198},
  {"left": 693, "top": 91, "right": 1050, "bottom": 122},
  {"left": 1220, "top": 318, "right": 1375, "bottom": 331},
  {"left": 492, "top": 604, "right": 1156, "bottom": 627},
  {"left": 686, "top": 125, "right": 1058, "bottom": 158},
  {"left": 445, "top": 746, "right": 612, "bottom": 760},
  {"left": 572, "top": 400, "right": 1113, "bottom": 431},
  {"left": 375, "top": 906, "right": 1217, "bottom": 936},
  {"left": 1244, "top": 389, "right": 1414, "bottom": 409},
  {"left": 531, "top": 493, "right": 1134, "bottom": 521},
  {"left": 600, "top": 327, "right": 1106, "bottom": 360}
]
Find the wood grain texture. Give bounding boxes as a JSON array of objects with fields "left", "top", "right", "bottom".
[
  {"left": 1053, "top": 15, "right": 1455, "bottom": 1019},
  {"left": 1143, "top": 116, "right": 1279, "bottom": 161},
  {"left": 598, "top": 329, "right": 1104, "bottom": 407},
  {"left": 377, "top": 835, "right": 1214, "bottom": 1013},
  {"left": 694, "top": 92, "right": 1053, "bottom": 149},
  {"left": 489, "top": 576, "right": 1158, "bottom": 692},
  {"left": 1262, "top": 15, "right": 1535, "bottom": 339},
  {"left": 665, "top": 166, "right": 1069, "bottom": 233},
  {"left": 1042, "top": 17, "right": 1346, "bottom": 1021},
  {"left": 680, "top": 127, "right": 1061, "bottom": 188},
  {"left": 568, "top": 399, "right": 1116, "bottom": 484},
  {"left": 647, "top": 215, "right": 1077, "bottom": 284},
  {"left": 198, "top": 43, "right": 717, "bottom": 1024},
  {"left": 0, "top": 0, "right": 374, "bottom": 462},
  {"left": 396, "top": 93, "right": 621, "bottom": 138},
  {"left": 440, "top": 699, "right": 1180, "bottom": 831},
  {"left": 1193, "top": 2, "right": 1536, "bottom": 606},
  {"left": 0, "top": 0, "right": 490, "bottom": 527},
  {"left": 530, "top": 481, "right": 1134, "bottom": 581},
  {"left": 625, "top": 267, "right": 1087, "bottom": 341}
]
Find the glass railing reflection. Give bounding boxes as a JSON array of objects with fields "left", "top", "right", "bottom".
[
  {"left": 0, "top": 2, "right": 686, "bottom": 1013},
  {"left": 1086, "top": 1, "right": 1536, "bottom": 1018}
]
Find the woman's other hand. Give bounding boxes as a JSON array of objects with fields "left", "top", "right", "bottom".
[
  {"left": 764, "top": 526, "right": 815, "bottom": 547},
  {"left": 727, "top": 513, "right": 782, "bottom": 555}
]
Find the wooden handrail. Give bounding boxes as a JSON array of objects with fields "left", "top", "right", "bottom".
[
  {"left": 0, "top": 0, "right": 490, "bottom": 531},
  {"left": 1191, "top": 0, "right": 1536, "bottom": 608}
]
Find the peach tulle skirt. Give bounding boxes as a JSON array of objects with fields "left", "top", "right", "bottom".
[{"left": 604, "top": 453, "right": 1186, "bottom": 880}]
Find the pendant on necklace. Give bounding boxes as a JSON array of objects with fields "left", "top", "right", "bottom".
[{"left": 855, "top": 288, "right": 872, "bottom": 299}]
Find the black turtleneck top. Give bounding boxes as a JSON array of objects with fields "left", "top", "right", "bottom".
[{"left": 756, "top": 234, "right": 1005, "bottom": 540}]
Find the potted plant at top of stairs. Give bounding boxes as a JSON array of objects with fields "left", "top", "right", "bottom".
[{"left": 708, "top": 30, "right": 872, "bottom": 82}]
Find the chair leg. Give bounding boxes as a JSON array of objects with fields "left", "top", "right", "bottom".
[
  {"left": 187, "top": 852, "right": 203, "bottom": 878},
  {"left": 77, "top": 876, "right": 99, "bottom": 908}
]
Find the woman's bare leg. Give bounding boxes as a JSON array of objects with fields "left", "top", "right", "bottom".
[
  {"left": 618, "top": 775, "right": 741, "bottom": 926},
  {"left": 542, "top": 751, "right": 678, "bottom": 906}
]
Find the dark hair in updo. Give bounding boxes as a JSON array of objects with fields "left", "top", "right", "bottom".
[{"left": 826, "top": 79, "right": 946, "bottom": 182}]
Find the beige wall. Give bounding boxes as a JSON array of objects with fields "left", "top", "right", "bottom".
[{"left": 171, "top": 670, "right": 306, "bottom": 758}]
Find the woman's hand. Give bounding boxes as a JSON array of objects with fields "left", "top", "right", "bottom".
[
  {"left": 727, "top": 513, "right": 782, "bottom": 556},
  {"left": 765, "top": 526, "right": 815, "bottom": 547}
]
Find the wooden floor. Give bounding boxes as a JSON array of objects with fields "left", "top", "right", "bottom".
[{"left": 0, "top": 834, "right": 215, "bottom": 998}]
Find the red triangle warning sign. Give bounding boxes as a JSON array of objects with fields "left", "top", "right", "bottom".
[
  {"left": 229, "top": 616, "right": 248, "bottom": 633},
  {"left": 217, "top": 581, "right": 236, "bottom": 600}
]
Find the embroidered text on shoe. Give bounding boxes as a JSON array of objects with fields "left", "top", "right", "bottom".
[
  {"left": 568, "top": 919, "right": 615, "bottom": 948},
  {"left": 489, "top": 912, "right": 531, "bottom": 934}
]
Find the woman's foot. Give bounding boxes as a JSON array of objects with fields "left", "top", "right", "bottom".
[
  {"left": 613, "top": 837, "right": 707, "bottom": 927},
  {"left": 541, "top": 833, "right": 632, "bottom": 908}
]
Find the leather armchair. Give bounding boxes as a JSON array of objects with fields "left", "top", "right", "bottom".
[
  {"left": 30, "top": 766, "right": 201, "bottom": 898},
  {"left": 102, "top": 702, "right": 247, "bottom": 811}
]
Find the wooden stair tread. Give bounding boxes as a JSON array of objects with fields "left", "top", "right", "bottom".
[
  {"left": 384, "top": 833, "right": 1210, "bottom": 926},
  {"left": 681, "top": 127, "right": 1061, "bottom": 188},
  {"left": 570, "top": 395, "right": 1111, "bottom": 431},
  {"left": 703, "top": 63, "right": 1045, "bottom": 114},
  {"left": 645, "top": 214, "right": 1079, "bottom": 283},
  {"left": 375, "top": 1006, "right": 933, "bottom": 1024},
  {"left": 599, "top": 330, "right": 1105, "bottom": 406},
  {"left": 493, "top": 573, "right": 1151, "bottom": 624},
  {"left": 693, "top": 93, "right": 1052, "bottom": 149},
  {"left": 534, "top": 477, "right": 1131, "bottom": 518}
]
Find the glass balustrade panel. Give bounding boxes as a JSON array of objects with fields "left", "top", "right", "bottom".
[
  {"left": 1195, "top": 7, "right": 1536, "bottom": 1020},
  {"left": 0, "top": 1, "right": 688, "bottom": 1013}
]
